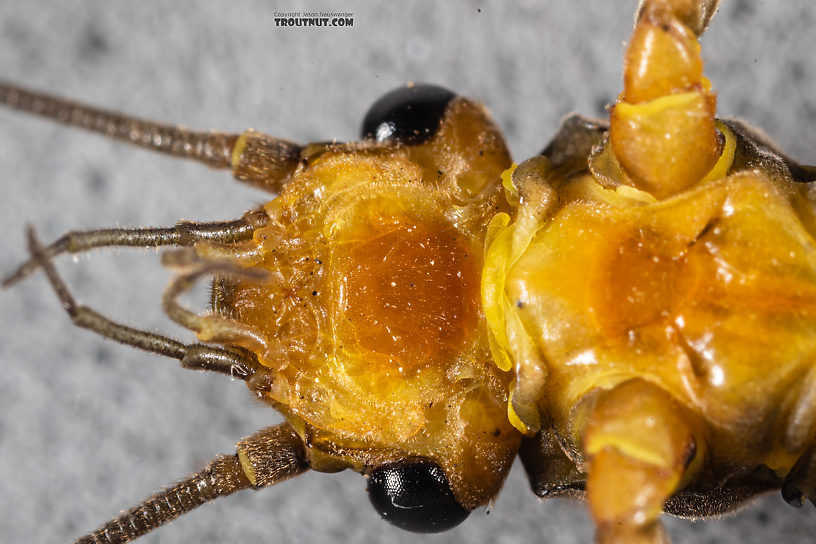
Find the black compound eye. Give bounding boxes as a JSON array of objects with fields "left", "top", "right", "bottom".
[
  {"left": 361, "top": 84, "right": 456, "bottom": 145},
  {"left": 366, "top": 461, "right": 470, "bottom": 533}
]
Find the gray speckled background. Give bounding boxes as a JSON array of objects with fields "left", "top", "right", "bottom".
[{"left": 1, "top": 1, "right": 815, "bottom": 543}]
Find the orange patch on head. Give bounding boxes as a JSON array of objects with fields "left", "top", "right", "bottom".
[{"left": 335, "top": 213, "right": 480, "bottom": 371}]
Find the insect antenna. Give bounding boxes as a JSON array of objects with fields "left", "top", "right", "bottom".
[
  {"left": 0, "top": 81, "right": 303, "bottom": 193},
  {"left": 0, "top": 81, "right": 237, "bottom": 168},
  {"left": 73, "top": 424, "right": 309, "bottom": 544}
]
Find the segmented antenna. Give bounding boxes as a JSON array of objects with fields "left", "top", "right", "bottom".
[
  {"left": 73, "top": 455, "right": 252, "bottom": 544},
  {"left": 0, "top": 80, "right": 238, "bottom": 169}
]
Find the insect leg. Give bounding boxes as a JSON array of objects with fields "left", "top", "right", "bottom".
[
  {"left": 609, "top": 0, "right": 723, "bottom": 198},
  {"left": 25, "top": 227, "right": 259, "bottom": 379},
  {"left": 0, "top": 81, "right": 303, "bottom": 193},
  {"left": 581, "top": 379, "right": 704, "bottom": 544},
  {"left": 73, "top": 423, "right": 309, "bottom": 544},
  {"left": 3, "top": 209, "right": 268, "bottom": 287}
]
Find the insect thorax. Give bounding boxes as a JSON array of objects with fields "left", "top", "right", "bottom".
[{"left": 486, "top": 123, "right": 816, "bottom": 476}]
